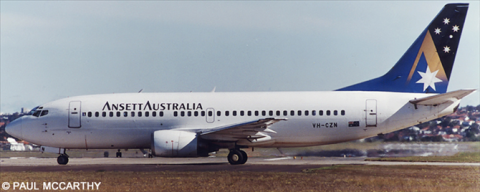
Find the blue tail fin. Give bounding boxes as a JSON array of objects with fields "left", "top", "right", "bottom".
[{"left": 337, "top": 3, "right": 468, "bottom": 94}]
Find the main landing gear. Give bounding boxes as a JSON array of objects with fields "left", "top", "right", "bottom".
[
  {"left": 116, "top": 149, "right": 122, "bottom": 158},
  {"left": 227, "top": 149, "right": 248, "bottom": 165},
  {"left": 139, "top": 148, "right": 153, "bottom": 158},
  {"left": 57, "top": 150, "right": 69, "bottom": 165}
]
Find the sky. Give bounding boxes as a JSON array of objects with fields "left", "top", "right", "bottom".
[{"left": 1, "top": 1, "right": 479, "bottom": 114}]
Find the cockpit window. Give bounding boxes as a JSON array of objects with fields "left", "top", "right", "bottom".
[
  {"left": 28, "top": 106, "right": 49, "bottom": 117},
  {"left": 40, "top": 110, "right": 49, "bottom": 116},
  {"left": 32, "top": 110, "right": 41, "bottom": 117},
  {"left": 27, "top": 106, "right": 40, "bottom": 115}
]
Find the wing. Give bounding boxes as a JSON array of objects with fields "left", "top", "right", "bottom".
[{"left": 198, "top": 118, "right": 286, "bottom": 142}]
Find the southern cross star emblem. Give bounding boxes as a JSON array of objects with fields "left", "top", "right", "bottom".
[
  {"left": 416, "top": 66, "right": 443, "bottom": 91},
  {"left": 452, "top": 25, "right": 460, "bottom": 32},
  {"left": 434, "top": 28, "right": 441, "bottom": 34},
  {"left": 443, "top": 18, "right": 450, "bottom": 25},
  {"left": 443, "top": 46, "right": 451, "bottom": 53}
]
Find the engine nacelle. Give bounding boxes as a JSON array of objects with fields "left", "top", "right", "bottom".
[{"left": 151, "top": 130, "right": 204, "bottom": 157}]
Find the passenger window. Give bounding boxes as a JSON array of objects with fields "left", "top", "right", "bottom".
[
  {"left": 255, "top": 111, "right": 259, "bottom": 116},
  {"left": 276, "top": 111, "right": 280, "bottom": 116},
  {"left": 334, "top": 110, "right": 338, "bottom": 116},
  {"left": 194, "top": 111, "right": 198, "bottom": 117},
  {"left": 283, "top": 110, "right": 288, "bottom": 116},
  {"left": 159, "top": 111, "right": 164, "bottom": 117},
  {"left": 341, "top": 110, "right": 345, "bottom": 116},
  {"left": 88, "top": 112, "right": 92, "bottom": 117},
  {"left": 152, "top": 111, "right": 157, "bottom": 117},
  {"left": 187, "top": 111, "right": 192, "bottom": 117},
  {"left": 312, "top": 110, "right": 316, "bottom": 116},
  {"left": 201, "top": 111, "right": 205, "bottom": 116},
  {"left": 226, "top": 111, "right": 230, "bottom": 116},
  {"left": 248, "top": 111, "right": 252, "bottom": 116},
  {"left": 145, "top": 111, "right": 149, "bottom": 117},
  {"left": 290, "top": 110, "right": 295, "bottom": 116},
  {"left": 326, "top": 110, "right": 331, "bottom": 116},
  {"left": 269, "top": 111, "right": 273, "bottom": 116},
  {"left": 305, "top": 110, "right": 309, "bottom": 116},
  {"left": 297, "top": 110, "right": 302, "bottom": 116},
  {"left": 240, "top": 111, "right": 244, "bottom": 116},
  {"left": 131, "top": 112, "right": 135, "bottom": 117},
  {"left": 102, "top": 112, "right": 106, "bottom": 117},
  {"left": 217, "top": 111, "right": 221, "bottom": 116},
  {"left": 95, "top": 112, "right": 99, "bottom": 117},
  {"left": 262, "top": 111, "right": 266, "bottom": 116},
  {"left": 233, "top": 111, "right": 237, "bottom": 116},
  {"left": 138, "top": 112, "right": 142, "bottom": 117},
  {"left": 208, "top": 111, "right": 213, "bottom": 116},
  {"left": 116, "top": 112, "right": 121, "bottom": 117},
  {"left": 174, "top": 111, "right": 178, "bottom": 117},
  {"left": 109, "top": 112, "right": 114, "bottom": 117},
  {"left": 124, "top": 112, "right": 128, "bottom": 117},
  {"left": 181, "top": 111, "right": 185, "bottom": 117},
  {"left": 319, "top": 110, "right": 323, "bottom": 116}
]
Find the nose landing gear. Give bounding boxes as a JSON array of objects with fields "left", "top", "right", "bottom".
[
  {"left": 57, "top": 149, "right": 69, "bottom": 165},
  {"left": 227, "top": 149, "right": 248, "bottom": 165}
]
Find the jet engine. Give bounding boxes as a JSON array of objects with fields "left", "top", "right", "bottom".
[{"left": 151, "top": 130, "right": 212, "bottom": 157}]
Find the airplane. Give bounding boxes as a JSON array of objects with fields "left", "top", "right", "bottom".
[
  {"left": 6, "top": 3, "right": 474, "bottom": 165},
  {"left": 6, "top": 137, "right": 32, "bottom": 151}
]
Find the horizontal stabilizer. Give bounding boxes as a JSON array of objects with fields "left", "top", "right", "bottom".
[{"left": 409, "top": 89, "right": 476, "bottom": 105}]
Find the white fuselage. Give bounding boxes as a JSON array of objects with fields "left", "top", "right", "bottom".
[{"left": 8, "top": 91, "right": 459, "bottom": 150}]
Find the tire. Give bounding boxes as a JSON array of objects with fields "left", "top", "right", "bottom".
[
  {"left": 57, "top": 155, "right": 69, "bottom": 165},
  {"left": 239, "top": 150, "right": 248, "bottom": 164},
  {"left": 227, "top": 149, "right": 244, "bottom": 165}
]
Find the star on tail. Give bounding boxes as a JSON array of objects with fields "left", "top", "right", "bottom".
[{"left": 416, "top": 66, "right": 442, "bottom": 91}]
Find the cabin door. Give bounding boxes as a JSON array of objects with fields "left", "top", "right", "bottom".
[
  {"left": 365, "top": 99, "right": 377, "bottom": 127},
  {"left": 68, "top": 101, "right": 82, "bottom": 128}
]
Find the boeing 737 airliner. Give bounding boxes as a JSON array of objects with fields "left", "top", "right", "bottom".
[{"left": 6, "top": 3, "right": 475, "bottom": 165}]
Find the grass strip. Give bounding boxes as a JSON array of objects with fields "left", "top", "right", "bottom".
[
  {"left": 365, "top": 152, "right": 480, "bottom": 163},
  {"left": 1, "top": 165, "right": 478, "bottom": 192}
]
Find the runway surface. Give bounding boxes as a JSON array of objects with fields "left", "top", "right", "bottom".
[{"left": 2, "top": 156, "right": 479, "bottom": 172}]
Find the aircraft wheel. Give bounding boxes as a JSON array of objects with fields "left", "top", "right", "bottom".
[
  {"left": 227, "top": 149, "right": 245, "bottom": 165},
  {"left": 57, "top": 155, "right": 69, "bottom": 165},
  {"left": 239, "top": 150, "right": 248, "bottom": 164}
]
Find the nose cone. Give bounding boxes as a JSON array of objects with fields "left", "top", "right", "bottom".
[{"left": 6, "top": 118, "right": 23, "bottom": 139}]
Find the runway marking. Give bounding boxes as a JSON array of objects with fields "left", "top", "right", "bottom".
[{"left": 264, "top": 157, "right": 293, "bottom": 161}]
